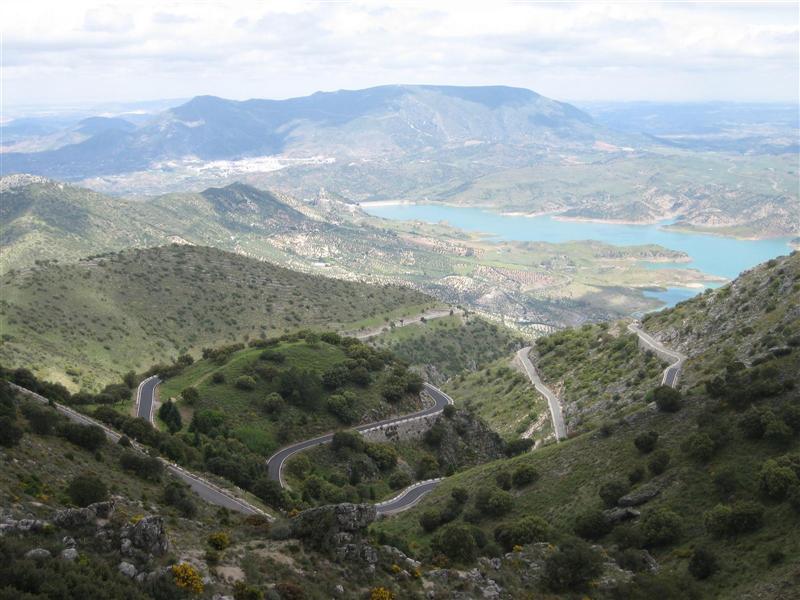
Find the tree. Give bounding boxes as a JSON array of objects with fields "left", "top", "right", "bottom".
[
  {"left": 431, "top": 523, "right": 478, "bottom": 563},
  {"left": 599, "top": 480, "right": 629, "bottom": 508},
  {"left": 648, "top": 450, "right": 670, "bottom": 475},
  {"left": 120, "top": 451, "right": 164, "bottom": 481},
  {"left": 504, "top": 438, "right": 534, "bottom": 457},
  {"left": 326, "top": 392, "right": 357, "bottom": 424},
  {"left": 419, "top": 509, "right": 441, "bottom": 533},
  {"left": 61, "top": 423, "right": 106, "bottom": 452},
  {"left": 641, "top": 508, "right": 681, "bottom": 547},
  {"left": 574, "top": 509, "right": 612, "bottom": 541},
  {"left": 158, "top": 400, "right": 182, "bottom": 433},
  {"left": 67, "top": 472, "right": 108, "bottom": 507},
  {"left": 366, "top": 443, "right": 398, "bottom": 471},
  {"left": 163, "top": 481, "right": 197, "bottom": 518},
  {"left": 493, "top": 516, "right": 549, "bottom": 551},
  {"left": 322, "top": 364, "right": 350, "bottom": 390},
  {"left": 634, "top": 431, "right": 659, "bottom": 454},
  {"left": 759, "top": 460, "right": 799, "bottom": 500},
  {"left": 683, "top": 433, "right": 715, "bottom": 462},
  {"left": 512, "top": 464, "right": 539, "bottom": 488},
  {"left": 331, "top": 430, "right": 365, "bottom": 452},
  {"left": 475, "top": 487, "right": 513, "bottom": 517},
  {"left": 252, "top": 477, "right": 287, "bottom": 509},
  {"left": 689, "top": 548, "right": 719, "bottom": 580},
  {"left": 704, "top": 501, "right": 763, "bottom": 537},
  {"left": 0, "top": 416, "right": 23, "bottom": 447},
  {"left": 181, "top": 387, "right": 200, "bottom": 405},
  {"left": 652, "top": 386, "right": 682, "bottom": 412},
  {"left": 542, "top": 540, "right": 603, "bottom": 593},
  {"left": 235, "top": 376, "right": 257, "bottom": 391}
]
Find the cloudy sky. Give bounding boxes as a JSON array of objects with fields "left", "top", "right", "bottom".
[{"left": 3, "top": 1, "right": 798, "bottom": 111}]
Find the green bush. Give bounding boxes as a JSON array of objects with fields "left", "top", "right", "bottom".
[
  {"left": 475, "top": 487, "right": 513, "bottom": 517},
  {"left": 683, "top": 433, "right": 715, "bottom": 462},
  {"left": 419, "top": 509, "right": 441, "bottom": 533},
  {"left": 634, "top": 430, "right": 659, "bottom": 454},
  {"left": 512, "top": 464, "right": 539, "bottom": 488},
  {"left": 688, "top": 547, "right": 719, "bottom": 580},
  {"left": 61, "top": 423, "right": 106, "bottom": 452},
  {"left": 235, "top": 375, "right": 257, "bottom": 391},
  {"left": 388, "top": 471, "right": 412, "bottom": 490},
  {"left": 574, "top": 509, "right": 612, "bottom": 541},
  {"left": 493, "top": 516, "right": 549, "bottom": 551},
  {"left": 451, "top": 487, "right": 469, "bottom": 504},
  {"left": 365, "top": 443, "right": 398, "bottom": 471},
  {"left": 181, "top": 386, "right": 200, "bottom": 405},
  {"left": 495, "top": 470, "right": 512, "bottom": 490},
  {"left": 207, "top": 531, "right": 231, "bottom": 550},
  {"left": 158, "top": 400, "right": 182, "bottom": 433},
  {"left": 704, "top": 501, "right": 764, "bottom": 537},
  {"left": 0, "top": 416, "right": 23, "bottom": 447},
  {"left": 21, "top": 404, "right": 58, "bottom": 435},
  {"left": 67, "top": 472, "right": 108, "bottom": 507},
  {"left": 119, "top": 451, "right": 163, "bottom": 481},
  {"left": 652, "top": 386, "right": 682, "bottom": 413},
  {"left": 599, "top": 479, "right": 629, "bottom": 508},
  {"left": 542, "top": 540, "right": 603, "bottom": 593},
  {"left": 431, "top": 523, "right": 478, "bottom": 563},
  {"left": 648, "top": 450, "right": 670, "bottom": 475},
  {"left": 162, "top": 481, "right": 197, "bottom": 518},
  {"left": 641, "top": 508, "right": 682, "bottom": 547},
  {"left": 759, "top": 459, "right": 799, "bottom": 499}
]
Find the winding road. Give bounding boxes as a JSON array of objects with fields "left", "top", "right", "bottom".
[
  {"left": 515, "top": 347, "right": 567, "bottom": 441},
  {"left": 628, "top": 322, "right": 686, "bottom": 387},
  {"left": 136, "top": 375, "right": 160, "bottom": 421},
  {"left": 10, "top": 383, "right": 268, "bottom": 517},
  {"left": 265, "top": 382, "right": 453, "bottom": 515}
]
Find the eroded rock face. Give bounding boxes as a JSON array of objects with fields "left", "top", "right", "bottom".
[
  {"left": 52, "top": 508, "right": 95, "bottom": 529},
  {"left": 603, "top": 507, "right": 641, "bottom": 523},
  {"left": 121, "top": 516, "right": 169, "bottom": 557},
  {"left": 25, "top": 548, "right": 52, "bottom": 560},
  {"left": 618, "top": 484, "right": 661, "bottom": 507},
  {"left": 291, "top": 503, "right": 377, "bottom": 562}
]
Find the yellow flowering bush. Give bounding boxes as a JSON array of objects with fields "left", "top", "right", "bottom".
[
  {"left": 370, "top": 587, "right": 394, "bottom": 600},
  {"left": 172, "top": 563, "right": 204, "bottom": 595},
  {"left": 207, "top": 531, "right": 231, "bottom": 550}
]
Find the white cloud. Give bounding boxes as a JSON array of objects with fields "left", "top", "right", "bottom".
[{"left": 1, "top": 0, "right": 797, "bottom": 107}]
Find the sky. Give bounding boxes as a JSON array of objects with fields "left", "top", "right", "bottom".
[{"left": 2, "top": 1, "right": 799, "bottom": 112}]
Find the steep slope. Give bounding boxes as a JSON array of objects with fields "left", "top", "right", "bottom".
[
  {"left": 374, "top": 252, "right": 800, "bottom": 599},
  {"left": 0, "top": 244, "right": 435, "bottom": 390}
]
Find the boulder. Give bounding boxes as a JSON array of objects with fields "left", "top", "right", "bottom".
[
  {"left": 60, "top": 548, "right": 79, "bottom": 561},
  {"left": 53, "top": 508, "right": 95, "bottom": 529},
  {"left": 602, "top": 507, "right": 641, "bottom": 523},
  {"left": 292, "top": 503, "right": 377, "bottom": 563},
  {"left": 88, "top": 500, "right": 115, "bottom": 520},
  {"left": 618, "top": 485, "right": 661, "bottom": 507},
  {"left": 62, "top": 536, "right": 76, "bottom": 548},
  {"left": 25, "top": 548, "right": 52, "bottom": 560},
  {"left": 121, "top": 516, "right": 169, "bottom": 556},
  {"left": 118, "top": 561, "right": 137, "bottom": 578}
]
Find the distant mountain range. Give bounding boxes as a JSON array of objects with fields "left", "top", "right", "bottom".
[{"left": 2, "top": 85, "right": 599, "bottom": 179}]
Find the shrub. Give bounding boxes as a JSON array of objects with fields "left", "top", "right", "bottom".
[
  {"left": 634, "top": 430, "right": 659, "bottom": 454},
  {"left": 648, "top": 450, "right": 670, "bottom": 475},
  {"left": 599, "top": 479, "right": 629, "bottom": 508},
  {"left": 704, "top": 501, "right": 764, "bottom": 537},
  {"left": 172, "top": 563, "right": 204, "bottom": 594},
  {"left": 326, "top": 392, "right": 357, "bottom": 424},
  {"left": 163, "top": 481, "right": 197, "bottom": 518},
  {"left": 158, "top": 400, "right": 182, "bottom": 433},
  {"left": 787, "top": 486, "right": 800, "bottom": 514},
  {"left": 542, "top": 540, "right": 603, "bottom": 592},
  {"left": 416, "top": 454, "right": 439, "bottom": 480},
  {"left": 759, "top": 459, "right": 799, "bottom": 499},
  {"left": 495, "top": 470, "right": 512, "bottom": 490},
  {"left": 574, "top": 509, "right": 612, "bottom": 541},
  {"left": 119, "top": 451, "right": 163, "bottom": 481},
  {"left": 419, "top": 509, "right": 441, "bottom": 533},
  {"left": 641, "top": 508, "right": 681, "bottom": 547},
  {"left": 688, "top": 547, "right": 719, "bottom": 580},
  {"left": 388, "top": 471, "right": 411, "bottom": 490},
  {"left": 451, "top": 487, "right": 469, "bottom": 504},
  {"left": 261, "top": 392, "right": 286, "bottom": 416},
  {"left": 21, "top": 404, "right": 57, "bottom": 435},
  {"left": 211, "top": 372, "right": 226, "bottom": 384},
  {"left": 512, "top": 464, "right": 539, "bottom": 488},
  {"left": 61, "top": 423, "right": 106, "bottom": 452},
  {"left": 235, "top": 376, "right": 257, "bottom": 391},
  {"left": 331, "top": 430, "right": 365, "bottom": 453},
  {"left": 207, "top": 531, "right": 231, "bottom": 550},
  {"left": 181, "top": 386, "right": 200, "bottom": 405},
  {"left": 252, "top": 477, "right": 288, "bottom": 510},
  {"left": 652, "top": 386, "right": 682, "bottom": 412},
  {"left": 0, "top": 416, "right": 23, "bottom": 447},
  {"left": 504, "top": 438, "right": 534, "bottom": 457},
  {"left": 443, "top": 404, "right": 456, "bottom": 418},
  {"left": 683, "top": 433, "right": 715, "bottom": 462},
  {"left": 493, "top": 516, "right": 549, "bottom": 551},
  {"left": 233, "top": 581, "right": 263, "bottom": 600},
  {"left": 713, "top": 468, "right": 739, "bottom": 498},
  {"left": 628, "top": 466, "right": 645, "bottom": 485},
  {"left": 475, "top": 487, "right": 513, "bottom": 517},
  {"left": 365, "top": 443, "right": 398, "bottom": 471},
  {"left": 431, "top": 523, "right": 478, "bottom": 563},
  {"left": 321, "top": 364, "right": 350, "bottom": 390},
  {"left": 370, "top": 588, "right": 394, "bottom": 600},
  {"left": 275, "top": 581, "right": 305, "bottom": 600},
  {"left": 67, "top": 472, "right": 108, "bottom": 507}
]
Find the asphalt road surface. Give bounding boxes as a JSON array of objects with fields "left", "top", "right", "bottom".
[
  {"left": 628, "top": 323, "right": 686, "bottom": 388},
  {"left": 266, "top": 382, "right": 453, "bottom": 514},
  {"left": 136, "top": 375, "right": 161, "bottom": 422},
  {"left": 515, "top": 347, "right": 567, "bottom": 441}
]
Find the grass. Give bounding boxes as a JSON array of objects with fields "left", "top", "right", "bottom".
[
  {"left": 444, "top": 357, "right": 551, "bottom": 441},
  {"left": 158, "top": 338, "right": 423, "bottom": 457},
  {"left": 369, "top": 314, "right": 524, "bottom": 382},
  {"left": 0, "top": 244, "right": 433, "bottom": 391}
]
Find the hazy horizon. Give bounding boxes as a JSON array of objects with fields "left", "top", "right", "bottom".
[{"left": 3, "top": 0, "right": 798, "bottom": 112}]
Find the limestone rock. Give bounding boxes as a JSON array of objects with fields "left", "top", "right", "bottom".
[
  {"left": 618, "top": 485, "right": 661, "bottom": 507},
  {"left": 52, "top": 508, "right": 95, "bottom": 529},
  {"left": 603, "top": 507, "right": 641, "bottom": 523},
  {"left": 118, "top": 561, "right": 137, "bottom": 578},
  {"left": 60, "top": 548, "right": 79, "bottom": 561},
  {"left": 25, "top": 548, "right": 52, "bottom": 560},
  {"left": 121, "top": 516, "right": 169, "bottom": 556}
]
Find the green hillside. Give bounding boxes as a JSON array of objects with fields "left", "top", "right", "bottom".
[
  {"left": 368, "top": 314, "right": 524, "bottom": 382},
  {"left": 157, "top": 331, "right": 424, "bottom": 457},
  {"left": 0, "top": 244, "right": 434, "bottom": 390},
  {"left": 373, "top": 252, "right": 800, "bottom": 599}
]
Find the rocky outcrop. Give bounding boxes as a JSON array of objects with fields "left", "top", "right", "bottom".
[
  {"left": 24, "top": 548, "right": 52, "bottom": 560},
  {"left": 618, "top": 480, "right": 666, "bottom": 507},
  {"left": 602, "top": 507, "right": 641, "bottom": 523},
  {"left": 120, "top": 516, "right": 169, "bottom": 557},
  {"left": 52, "top": 500, "right": 115, "bottom": 529},
  {"left": 429, "top": 409, "right": 506, "bottom": 472},
  {"left": 0, "top": 517, "right": 49, "bottom": 535},
  {"left": 291, "top": 503, "right": 377, "bottom": 564}
]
